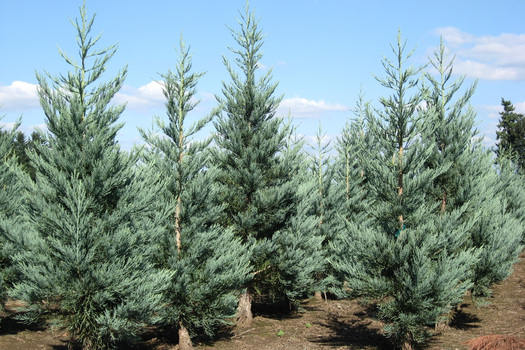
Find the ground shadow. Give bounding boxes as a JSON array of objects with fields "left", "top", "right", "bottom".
[
  {"left": 0, "top": 313, "right": 47, "bottom": 336},
  {"left": 449, "top": 309, "right": 482, "bottom": 330},
  {"left": 251, "top": 300, "right": 304, "bottom": 320},
  {"left": 310, "top": 314, "right": 390, "bottom": 349}
]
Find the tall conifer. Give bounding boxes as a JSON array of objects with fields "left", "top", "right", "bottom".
[
  {"left": 10, "top": 5, "right": 170, "bottom": 349},
  {"left": 423, "top": 41, "right": 522, "bottom": 303},
  {"left": 0, "top": 117, "right": 25, "bottom": 316},
  {"left": 140, "top": 37, "right": 251, "bottom": 349},
  {"left": 306, "top": 124, "right": 337, "bottom": 298},
  {"left": 213, "top": 3, "right": 322, "bottom": 325},
  {"left": 332, "top": 33, "right": 478, "bottom": 350}
]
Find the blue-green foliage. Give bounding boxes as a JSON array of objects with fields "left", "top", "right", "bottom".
[
  {"left": 496, "top": 156, "right": 525, "bottom": 244},
  {"left": 0, "top": 118, "right": 26, "bottom": 313},
  {"left": 332, "top": 33, "right": 480, "bottom": 349},
  {"left": 10, "top": 5, "right": 171, "bottom": 349},
  {"left": 304, "top": 123, "right": 344, "bottom": 295},
  {"left": 213, "top": 3, "right": 323, "bottom": 307},
  {"left": 140, "top": 37, "right": 251, "bottom": 341},
  {"left": 423, "top": 40, "right": 522, "bottom": 302},
  {"left": 329, "top": 93, "right": 374, "bottom": 295},
  {"left": 466, "top": 149, "right": 523, "bottom": 300}
]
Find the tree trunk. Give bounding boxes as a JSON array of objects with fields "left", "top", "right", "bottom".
[
  {"left": 178, "top": 323, "right": 193, "bottom": 350},
  {"left": 314, "top": 291, "right": 323, "bottom": 301},
  {"left": 235, "top": 290, "right": 253, "bottom": 328},
  {"left": 401, "top": 341, "right": 414, "bottom": 350}
]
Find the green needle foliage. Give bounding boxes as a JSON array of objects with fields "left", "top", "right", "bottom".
[
  {"left": 140, "top": 37, "right": 251, "bottom": 349},
  {"left": 424, "top": 40, "right": 522, "bottom": 303},
  {"left": 329, "top": 92, "right": 373, "bottom": 295},
  {"left": 495, "top": 156, "right": 525, "bottom": 244},
  {"left": 496, "top": 99, "right": 525, "bottom": 170},
  {"left": 333, "top": 32, "right": 479, "bottom": 350},
  {"left": 213, "top": 2, "right": 322, "bottom": 319},
  {"left": 10, "top": 4, "right": 170, "bottom": 349},
  {"left": 305, "top": 123, "right": 343, "bottom": 296},
  {"left": 0, "top": 116, "right": 26, "bottom": 316}
]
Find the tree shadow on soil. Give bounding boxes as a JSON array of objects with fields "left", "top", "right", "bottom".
[
  {"left": 0, "top": 313, "right": 47, "bottom": 336},
  {"left": 251, "top": 300, "right": 304, "bottom": 320},
  {"left": 133, "top": 323, "right": 237, "bottom": 349},
  {"left": 309, "top": 314, "right": 390, "bottom": 349},
  {"left": 449, "top": 308, "right": 481, "bottom": 330}
]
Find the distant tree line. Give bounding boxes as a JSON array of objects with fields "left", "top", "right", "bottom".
[{"left": 0, "top": 3, "right": 523, "bottom": 350}]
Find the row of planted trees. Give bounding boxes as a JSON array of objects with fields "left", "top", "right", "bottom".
[{"left": 1, "top": 3, "right": 524, "bottom": 350}]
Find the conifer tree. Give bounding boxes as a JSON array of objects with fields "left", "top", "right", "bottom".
[
  {"left": 10, "top": 5, "right": 170, "bottom": 349},
  {"left": 496, "top": 99, "right": 525, "bottom": 170},
  {"left": 466, "top": 149, "right": 523, "bottom": 300},
  {"left": 328, "top": 93, "right": 373, "bottom": 295},
  {"left": 495, "top": 156, "right": 525, "bottom": 244},
  {"left": 423, "top": 41, "right": 522, "bottom": 303},
  {"left": 140, "top": 37, "right": 251, "bottom": 350},
  {"left": 213, "top": 3, "right": 322, "bottom": 325},
  {"left": 0, "top": 117, "right": 25, "bottom": 317},
  {"left": 332, "top": 33, "right": 478, "bottom": 350},
  {"left": 306, "top": 123, "right": 337, "bottom": 299},
  {"left": 423, "top": 39, "right": 478, "bottom": 217},
  {"left": 333, "top": 91, "right": 371, "bottom": 225}
]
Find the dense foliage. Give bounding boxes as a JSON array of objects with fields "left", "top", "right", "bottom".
[
  {"left": 140, "top": 37, "right": 251, "bottom": 349},
  {"left": 8, "top": 5, "right": 171, "bottom": 349},
  {"left": 496, "top": 99, "right": 525, "bottom": 170},
  {"left": 212, "top": 3, "right": 323, "bottom": 321},
  {"left": 0, "top": 3, "right": 523, "bottom": 350}
]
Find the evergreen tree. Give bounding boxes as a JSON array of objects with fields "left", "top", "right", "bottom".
[
  {"left": 423, "top": 39, "right": 478, "bottom": 216},
  {"left": 0, "top": 117, "right": 25, "bottom": 317},
  {"left": 496, "top": 99, "right": 525, "bottom": 170},
  {"left": 10, "top": 5, "right": 170, "bottom": 349},
  {"left": 213, "top": 3, "right": 322, "bottom": 325},
  {"left": 424, "top": 41, "right": 522, "bottom": 303},
  {"left": 334, "top": 91, "right": 372, "bottom": 225},
  {"left": 332, "top": 33, "right": 478, "bottom": 350},
  {"left": 306, "top": 123, "right": 337, "bottom": 299},
  {"left": 328, "top": 92, "right": 373, "bottom": 296},
  {"left": 3, "top": 130, "right": 43, "bottom": 181},
  {"left": 495, "top": 156, "right": 525, "bottom": 244},
  {"left": 140, "top": 37, "right": 251, "bottom": 350},
  {"left": 466, "top": 148, "right": 523, "bottom": 300}
]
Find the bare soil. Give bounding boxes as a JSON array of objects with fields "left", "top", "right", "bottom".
[{"left": 1, "top": 253, "right": 524, "bottom": 350}]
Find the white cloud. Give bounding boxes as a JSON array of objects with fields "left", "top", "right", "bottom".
[
  {"left": 435, "top": 27, "right": 525, "bottom": 80},
  {"left": 277, "top": 97, "right": 347, "bottom": 119},
  {"left": 0, "top": 122, "right": 19, "bottom": 131},
  {"left": 112, "top": 81, "right": 165, "bottom": 111},
  {"left": 515, "top": 101, "right": 525, "bottom": 114},
  {"left": 0, "top": 81, "right": 39, "bottom": 111},
  {"left": 482, "top": 104, "right": 504, "bottom": 119}
]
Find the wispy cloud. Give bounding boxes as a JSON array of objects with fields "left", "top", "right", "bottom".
[
  {"left": 0, "top": 81, "right": 39, "bottom": 111},
  {"left": 482, "top": 99, "right": 525, "bottom": 120},
  {"left": 112, "top": 81, "right": 165, "bottom": 111},
  {"left": 515, "top": 101, "right": 525, "bottom": 114},
  {"left": 435, "top": 27, "right": 525, "bottom": 80},
  {"left": 277, "top": 97, "right": 347, "bottom": 119}
]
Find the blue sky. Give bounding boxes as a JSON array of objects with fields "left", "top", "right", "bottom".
[{"left": 1, "top": 1, "right": 524, "bottom": 150}]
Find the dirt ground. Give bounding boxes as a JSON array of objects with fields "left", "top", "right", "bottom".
[{"left": 1, "top": 253, "right": 524, "bottom": 350}]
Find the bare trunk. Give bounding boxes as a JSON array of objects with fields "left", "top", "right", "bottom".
[
  {"left": 178, "top": 323, "right": 193, "bottom": 350},
  {"left": 398, "top": 145, "right": 403, "bottom": 197},
  {"left": 314, "top": 291, "right": 323, "bottom": 301},
  {"left": 235, "top": 290, "right": 253, "bottom": 328},
  {"left": 175, "top": 196, "right": 182, "bottom": 255},
  {"left": 435, "top": 320, "right": 450, "bottom": 331},
  {"left": 440, "top": 190, "right": 447, "bottom": 215},
  {"left": 401, "top": 341, "right": 414, "bottom": 350}
]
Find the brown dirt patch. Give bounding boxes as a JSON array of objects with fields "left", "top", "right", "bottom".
[{"left": 1, "top": 253, "right": 524, "bottom": 350}]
